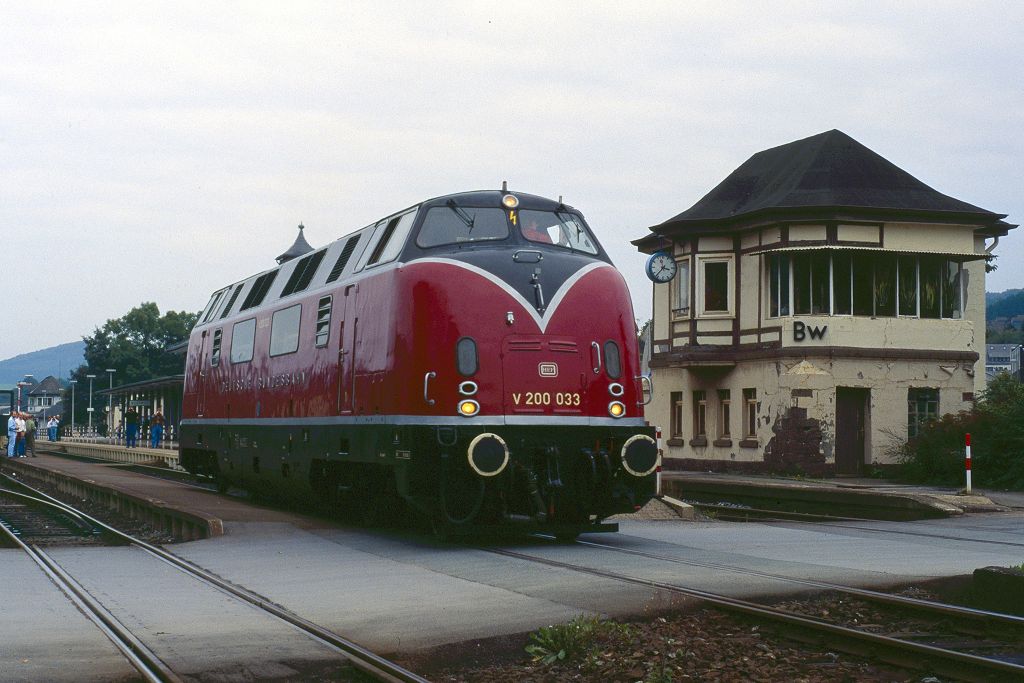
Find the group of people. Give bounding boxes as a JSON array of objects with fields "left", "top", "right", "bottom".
[
  {"left": 119, "top": 408, "right": 166, "bottom": 448},
  {"left": 5, "top": 412, "right": 38, "bottom": 458}
]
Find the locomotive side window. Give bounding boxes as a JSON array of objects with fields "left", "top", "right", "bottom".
[
  {"left": 230, "top": 318, "right": 257, "bottom": 364},
  {"left": 519, "top": 210, "right": 599, "bottom": 254},
  {"left": 220, "top": 283, "right": 244, "bottom": 320},
  {"left": 365, "top": 210, "right": 416, "bottom": 267},
  {"left": 603, "top": 340, "right": 621, "bottom": 379},
  {"left": 456, "top": 337, "right": 478, "bottom": 376},
  {"left": 315, "top": 296, "right": 332, "bottom": 348},
  {"left": 211, "top": 329, "right": 223, "bottom": 367},
  {"left": 240, "top": 270, "right": 279, "bottom": 311},
  {"left": 199, "top": 288, "right": 227, "bottom": 325},
  {"left": 416, "top": 207, "right": 509, "bottom": 247},
  {"left": 270, "top": 304, "right": 302, "bottom": 357},
  {"left": 280, "top": 249, "right": 327, "bottom": 297},
  {"left": 326, "top": 235, "right": 361, "bottom": 283}
]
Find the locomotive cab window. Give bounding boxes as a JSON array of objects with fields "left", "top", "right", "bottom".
[
  {"left": 270, "top": 304, "right": 302, "bottom": 357},
  {"left": 230, "top": 318, "right": 257, "bottom": 364},
  {"left": 519, "top": 210, "right": 599, "bottom": 254},
  {"left": 416, "top": 206, "right": 509, "bottom": 247},
  {"left": 362, "top": 210, "right": 416, "bottom": 268}
]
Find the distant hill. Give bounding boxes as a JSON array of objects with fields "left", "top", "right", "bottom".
[
  {"left": 988, "top": 290, "right": 1024, "bottom": 320},
  {"left": 986, "top": 289, "right": 1022, "bottom": 306},
  {"left": 0, "top": 341, "right": 85, "bottom": 384}
]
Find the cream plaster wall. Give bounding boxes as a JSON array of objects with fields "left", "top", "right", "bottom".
[
  {"left": 837, "top": 224, "right": 881, "bottom": 242},
  {"left": 789, "top": 224, "right": 827, "bottom": 241},
  {"left": 698, "top": 236, "right": 732, "bottom": 252},
  {"left": 884, "top": 223, "right": 976, "bottom": 252}
]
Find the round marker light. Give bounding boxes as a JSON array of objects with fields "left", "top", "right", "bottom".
[
  {"left": 608, "top": 401, "right": 626, "bottom": 418},
  {"left": 458, "top": 381, "right": 479, "bottom": 396},
  {"left": 501, "top": 193, "right": 519, "bottom": 208},
  {"left": 458, "top": 399, "right": 480, "bottom": 417},
  {"left": 608, "top": 382, "right": 624, "bottom": 397}
]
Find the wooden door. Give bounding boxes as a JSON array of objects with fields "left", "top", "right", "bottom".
[{"left": 835, "top": 387, "right": 868, "bottom": 475}]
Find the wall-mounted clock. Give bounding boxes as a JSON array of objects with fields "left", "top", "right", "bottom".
[{"left": 645, "top": 251, "right": 677, "bottom": 283}]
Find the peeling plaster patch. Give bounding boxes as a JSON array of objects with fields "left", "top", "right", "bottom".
[{"left": 787, "top": 360, "right": 829, "bottom": 376}]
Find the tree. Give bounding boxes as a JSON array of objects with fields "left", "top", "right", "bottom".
[{"left": 63, "top": 303, "right": 198, "bottom": 429}]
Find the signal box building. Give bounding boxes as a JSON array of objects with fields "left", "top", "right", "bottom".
[{"left": 634, "top": 130, "right": 1015, "bottom": 475}]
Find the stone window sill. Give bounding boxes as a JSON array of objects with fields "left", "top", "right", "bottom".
[
  {"left": 713, "top": 438, "right": 733, "bottom": 447},
  {"left": 689, "top": 436, "right": 708, "bottom": 447},
  {"left": 666, "top": 438, "right": 684, "bottom": 447},
  {"left": 739, "top": 438, "right": 759, "bottom": 449}
]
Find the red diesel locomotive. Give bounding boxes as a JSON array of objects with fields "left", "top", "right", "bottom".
[{"left": 180, "top": 189, "right": 658, "bottom": 536}]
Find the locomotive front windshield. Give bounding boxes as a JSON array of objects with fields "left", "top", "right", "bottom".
[{"left": 416, "top": 203, "right": 599, "bottom": 255}]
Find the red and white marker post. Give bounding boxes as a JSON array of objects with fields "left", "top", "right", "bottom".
[
  {"left": 965, "top": 433, "right": 972, "bottom": 494},
  {"left": 655, "top": 427, "right": 663, "bottom": 497}
]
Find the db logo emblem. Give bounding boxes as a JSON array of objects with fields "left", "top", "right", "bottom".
[{"left": 538, "top": 363, "right": 558, "bottom": 377}]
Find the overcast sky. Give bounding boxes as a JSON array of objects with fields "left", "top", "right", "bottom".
[{"left": 2, "top": 2, "right": 1021, "bottom": 362}]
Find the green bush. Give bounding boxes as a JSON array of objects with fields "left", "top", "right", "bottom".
[{"left": 897, "top": 374, "right": 1024, "bottom": 489}]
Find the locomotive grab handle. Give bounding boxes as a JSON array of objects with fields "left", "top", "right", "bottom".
[
  {"left": 424, "top": 371, "right": 437, "bottom": 406},
  {"left": 591, "top": 341, "right": 602, "bottom": 374},
  {"left": 636, "top": 374, "right": 653, "bottom": 406}
]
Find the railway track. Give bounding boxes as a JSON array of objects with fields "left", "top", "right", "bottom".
[
  {"left": 488, "top": 541, "right": 1024, "bottom": 682},
  {"left": 0, "top": 471, "right": 428, "bottom": 683},
  {"left": 690, "top": 500, "right": 1024, "bottom": 549},
  {"left": 0, "top": 483, "right": 110, "bottom": 547}
]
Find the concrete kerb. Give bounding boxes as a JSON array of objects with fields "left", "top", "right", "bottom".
[
  {"left": 3, "top": 459, "right": 222, "bottom": 541},
  {"left": 661, "top": 475, "right": 970, "bottom": 520}
]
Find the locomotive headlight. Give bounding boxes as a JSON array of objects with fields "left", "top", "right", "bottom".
[
  {"left": 458, "top": 399, "right": 480, "bottom": 417},
  {"left": 467, "top": 433, "right": 509, "bottom": 477},
  {"left": 608, "top": 401, "right": 626, "bottom": 418},
  {"left": 502, "top": 193, "right": 519, "bottom": 208}
]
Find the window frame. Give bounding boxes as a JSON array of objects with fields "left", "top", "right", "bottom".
[
  {"left": 269, "top": 304, "right": 302, "bottom": 358},
  {"left": 670, "top": 391, "right": 684, "bottom": 440},
  {"left": 230, "top": 318, "right": 257, "bottom": 364},
  {"left": 743, "top": 388, "right": 757, "bottom": 439},
  {"left": 692, "top": 390, "right": 707, "bottom": 438},
  {"left": 908, "top": 387, "right": 940, "bottom": 439},
  {"left": 672, "top": 257, "right": 691, "bottom": 318},
  {"left": 696, "top": 255, "right": 735, "bottom": 318},
  {"left": 718, "top": 389, "right": 731, "bottom": 438}
]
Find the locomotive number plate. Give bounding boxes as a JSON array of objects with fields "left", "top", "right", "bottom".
[{"left": 512, "top": 391, "right": 581, "bottom": 407}]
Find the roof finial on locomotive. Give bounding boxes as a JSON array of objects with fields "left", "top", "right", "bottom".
[
  {"left": 502, "top": 180, "right": 508, "bottom": 192},
  {"left": 276, "top": 223, "right": 314, "bottom": 265}
]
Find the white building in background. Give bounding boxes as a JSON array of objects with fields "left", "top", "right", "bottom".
[{"left": 634, "top": 130, "right": 1015, "bottom": 476}]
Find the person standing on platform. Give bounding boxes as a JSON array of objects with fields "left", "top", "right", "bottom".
[
  {"left": 125, "top": 407, "right": 139, "bottom": 448},
  {"left": 15, "top": 412, "right": 27, "bottom": 456},
  {"left": 150, "top": 411, "right": 165, "bottom": 449},
  {"left": 24, "top": 414, "right": 37, "bottom": 457},
  {"left": 6, "top": 412, "right": 16, "bottom": 457},
  {"left": 47, "top": 416, "right": 57, "bottom": 441}
]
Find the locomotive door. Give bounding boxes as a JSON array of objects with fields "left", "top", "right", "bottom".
[
  {"left": 195, "top": 330, "right": 209, "bottom": 417},
  {"left": 501, "top": 335, "right": 589, "bottom": 415},
  {"left": 337, "top": 285, "right": 358, "bottom": 414}
]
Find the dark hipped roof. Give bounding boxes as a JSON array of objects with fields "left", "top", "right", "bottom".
[
  {"left": 276, "top": 224, "right": 314, "bottom": 264},
  {"left": 28, "top": 375, "right": 62, "bottom": 395},
  {"left": 640, "top": 130, "right": 1012, "bottom": 243}
]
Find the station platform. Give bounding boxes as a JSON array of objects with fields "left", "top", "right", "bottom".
[
  {"left": 660, "top": 470, "right": 1022, "bottom": 520},
  {"left": 0, "top": 452, "right": 330, "bottom": 541}
]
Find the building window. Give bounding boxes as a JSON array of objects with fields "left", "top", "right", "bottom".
[
  {"left": 269, "top": 304, "right": 302, "bottom": 357},
  {"left": 768, "top": 252, "right": 963, "bottom": 320},
  {"left": 743, "top": 389, "right": 757, "bottom": 438},
  {"left": 692, "top": 390, "right": 707, "bottom": 437},
  {"left": 908, "top": 388, "right": 939, "bottom": 438},
  {"left": 673, "top": 258, "right": 690, "bottom": 317},
  {"left": 718, "top": 389, "right": 731, "bottom": 438},
  {"left": 698, "top": 256, "right": 733, "bottom": 316},
  {"left": 670, "top": 391, "right": 683, "bottom": 439}
]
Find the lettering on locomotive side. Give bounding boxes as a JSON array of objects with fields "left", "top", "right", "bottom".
[
  {"left": 511, "top": 391, "right": 581, "bottom": 406},
  {"left": 219, "top": 371, "right": 308, "bottom": 393}
]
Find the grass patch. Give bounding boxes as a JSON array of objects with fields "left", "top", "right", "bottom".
[{"left": 524, "top": 615, "right": 630, "bottom": 665}]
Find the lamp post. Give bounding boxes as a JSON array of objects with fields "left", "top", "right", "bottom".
[
  {"left": 69, "top": 380, "right": 77, "bottom": 435},
  {"left": 16, "top": 382, "right": 28, "bottom": 412},
  {"left": 86, "top": 374, "right": 96, "bottom": 434},
  {"left": 106, "top": 368, "right": 116, "bottom": 441}
]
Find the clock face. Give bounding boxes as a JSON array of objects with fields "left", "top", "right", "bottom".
[{"left": 646, "top": 252, "right": 677, "bottom": 283}]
